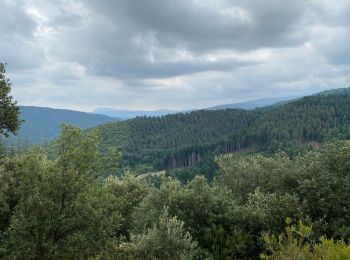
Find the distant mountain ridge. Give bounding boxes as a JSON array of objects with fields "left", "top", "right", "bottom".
[
  {"left": 92, "top": 87, "right": 350, "bottom": 119},
  {"left": 9, "top": 106, "right": 119, "bottom": 144},
  {"left": 92, "top": 96, "right": 299, "bottom": 119},
  {"left": 92, "top": 108, "right": 179, "bottom": 119}
]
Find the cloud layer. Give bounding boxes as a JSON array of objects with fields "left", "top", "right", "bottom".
[{"left": 1, "top": 0, "right": 350, "bottom": 110}]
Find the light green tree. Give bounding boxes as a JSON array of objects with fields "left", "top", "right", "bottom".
[
  {"left": 0, "top": 63, "right": 21, "bottom": 137},
  {"left": 125, "top": 208, "right": 198, "bottom": 260},
  {"left": 261, "top": 218, "right": 350, "bottom": 260}
]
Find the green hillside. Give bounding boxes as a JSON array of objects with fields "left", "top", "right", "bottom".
[
  {"left": 98, "top": 109, "right": 259, "bottom": 170},
  {"left": 96, "top": 93, "right": 350, "bottom": 173},
  {"left": 248, "top": 94, "right": 350, "bottom": 151},
  {"left": 10, "top": 106, "right": 119, "bottom": 144}
]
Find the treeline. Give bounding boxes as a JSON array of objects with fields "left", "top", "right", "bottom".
[
  {"left": 96, "top": 91, "right": 350, "bottom": 173},
  {"left": 1, "top": 126, "right": 350, "bottom": 259}
]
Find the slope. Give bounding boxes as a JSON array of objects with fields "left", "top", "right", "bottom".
[
  {"left": 11, "top": 106, "right": 119, "bottom": 144},
  {"left": 96, "top": 92, "right": 350, "bottom": 173},
  {"left": 98, "top": 109, "right": 259, "bottom": 170}
]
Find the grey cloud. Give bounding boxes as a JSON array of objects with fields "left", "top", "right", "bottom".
[
  {"left": 1, "top": 0, "right": 350, "bottom": 110},
  {"left": 44, "top": 13, "right": 255, "bottom": 80},
  {"left": 42, "top": 0, "right": 312, "bottom": 81},
  {"left": 0, "top": 0, "right": 45, "bottom": 70},
  {"left": 0, "top": 1, "right": 36, "bottom": 38},
  {"left": 85, "top": 0, "right": 308, "bottom": 51},
  {"left": 322, "top": 33, "right": 350, "bottom": 66}
]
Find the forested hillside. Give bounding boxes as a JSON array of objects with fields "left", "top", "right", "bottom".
[
  {"left": 97, "top": 109, "right": 260, "bottom": 171},
  {"left": 237, "top": 93, "right": 350, "bottom": 153},
  {"left": 96, "top": 90, "right": 350, "bottom": 174},
  {"left": 10, "top": 106, "right": 118, "bottom": 144}
]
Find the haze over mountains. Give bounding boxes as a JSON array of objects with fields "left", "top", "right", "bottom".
[
  {"left": 92, "top": 108, "right": 178, "bottom": 119},
  {"left": 92, "top": 95, "right": 300, "bottom": 119},
  {"left": 92, "top": 87, "right": 350, "bottom": 119}
]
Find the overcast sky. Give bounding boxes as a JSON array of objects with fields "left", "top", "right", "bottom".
[{"left": 1, "top": 0, "right": 350, "bottom": 111}]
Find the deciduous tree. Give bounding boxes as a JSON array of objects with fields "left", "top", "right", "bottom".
[{"left": 0, "top": 63, "right": 21, "bottom": 137}]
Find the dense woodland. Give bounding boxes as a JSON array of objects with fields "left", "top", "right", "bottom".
[
  {"left": 95, "top": 89, "right": 350, "bottom": 178},
  {"left": 1, "top": 63, "right": 350, "bottom": 258},
  {"left": 97, "top": 109, "right": 259, "bottom": 172}
]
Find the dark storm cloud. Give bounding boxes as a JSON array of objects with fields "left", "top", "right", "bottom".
[{"left": 0, "top": 0, "right": 350, "bottom": 110}]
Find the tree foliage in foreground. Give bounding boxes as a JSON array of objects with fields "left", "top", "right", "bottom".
[
  {"left": 261, "top": 218, "right": 350, "bottom": 259},
  {"left": 1, "top": 125, "right": 350, "bottom": 259},
  {"left": 0, "top": 126, "right": 123, "bottom": 258},
  {"left": 0, "top": 63, "right": 21, "bottom": 137},
  {"left": 122, "top": 208, "right": 198, "bottom": 259}
]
